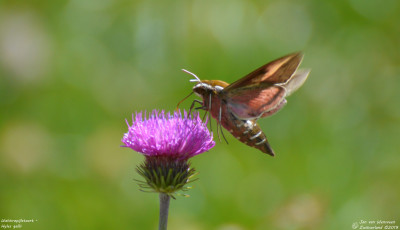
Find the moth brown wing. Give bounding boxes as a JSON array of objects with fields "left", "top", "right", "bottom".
[
  {"left": 221, "top": 52, "right": 303, "bottom": 119},
  {"left": 223, "top": 52, "right": 303, "bottom": 92},
  {"left": 223, "top": 85, "right": 287, "bottom": 119}
]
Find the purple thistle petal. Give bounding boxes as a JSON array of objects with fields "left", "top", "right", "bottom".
[{"left": 122, "top": 109, "right": 215, "bottom": 160}]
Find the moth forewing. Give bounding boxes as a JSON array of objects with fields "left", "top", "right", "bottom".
[
  {"left": 223, "top": 52, "right": 303, "bottom": 92},
  {"left": 265, "top": 52, "right": 304, "bottom": 84}
]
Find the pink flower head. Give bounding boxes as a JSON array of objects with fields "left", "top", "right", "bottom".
[{"left": 122, "top": 109, "right": 215, "bottom": 160}]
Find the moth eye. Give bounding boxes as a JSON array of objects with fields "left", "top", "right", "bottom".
[{"left": 193, "top": 86, "right": 204, "bottom": 95}]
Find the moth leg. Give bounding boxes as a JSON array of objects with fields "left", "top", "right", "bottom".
[
  {"left": 216, "top": 118, "right": 221, "bottom": 142},
  {"left": 208, "top": 94, "right": 212, "bottom": 131},
  {"left": 220, "top": 123, "right": 229, "bottom": 144},
  {"left": 189, "top": 99, "right": 210, "bottom": 129},
  {"left": 216, "top": 101, "right": 222, "bottom": 142},
  {"left": 219, "top": 106, "right": 229, "bottom": 144},
  {"left": 198, "top": 94, "right": 212, "bottom": 131},
  {"left": 198, "top": 97, "right": 208, "bottom": 124},
  {"left": 208, "top": 111, "right": 212, "bottom": 131},
  {"left": 189, "top": 100, "right": 204, "bottom": 117},
  {"left": 201, "top": 109, "right": 209, "bottom": 123}
]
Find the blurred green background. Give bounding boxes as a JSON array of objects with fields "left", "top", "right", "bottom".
[{"left": 1, "top": 0, "right": 399, "bottom": 229}]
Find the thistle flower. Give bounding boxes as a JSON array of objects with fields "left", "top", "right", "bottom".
[
  {"left": 122, "top": 110, "right": 215, "bottom": 161},
  {"left": 122, "top": 109, "right": 214, "bottom": 195},
  {"left": 121, "top": 109, "right": 215, "bottom": 230}
]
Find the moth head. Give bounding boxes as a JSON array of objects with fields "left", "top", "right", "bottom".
[
  {"left": 181, "top": 69, "right": 213, "bottom": 98},
  {"left": 192, "top": 81, "right": 214, "bottom": 98}
]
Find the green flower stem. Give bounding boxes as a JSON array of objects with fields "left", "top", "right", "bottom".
[{"left": 158, "top": 193, "right": 170, "bottom": 230}]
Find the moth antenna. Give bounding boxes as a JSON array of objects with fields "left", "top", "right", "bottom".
[{"left": 182, "top": 69, "right": 201, "bottom": 82}]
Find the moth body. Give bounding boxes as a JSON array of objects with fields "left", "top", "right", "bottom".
[
  {"left": 187, "top": 52, "right": 310, "bottom": 156},
  {"left": 193, "top": 80, "right": 275, "bottom": 155}
]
